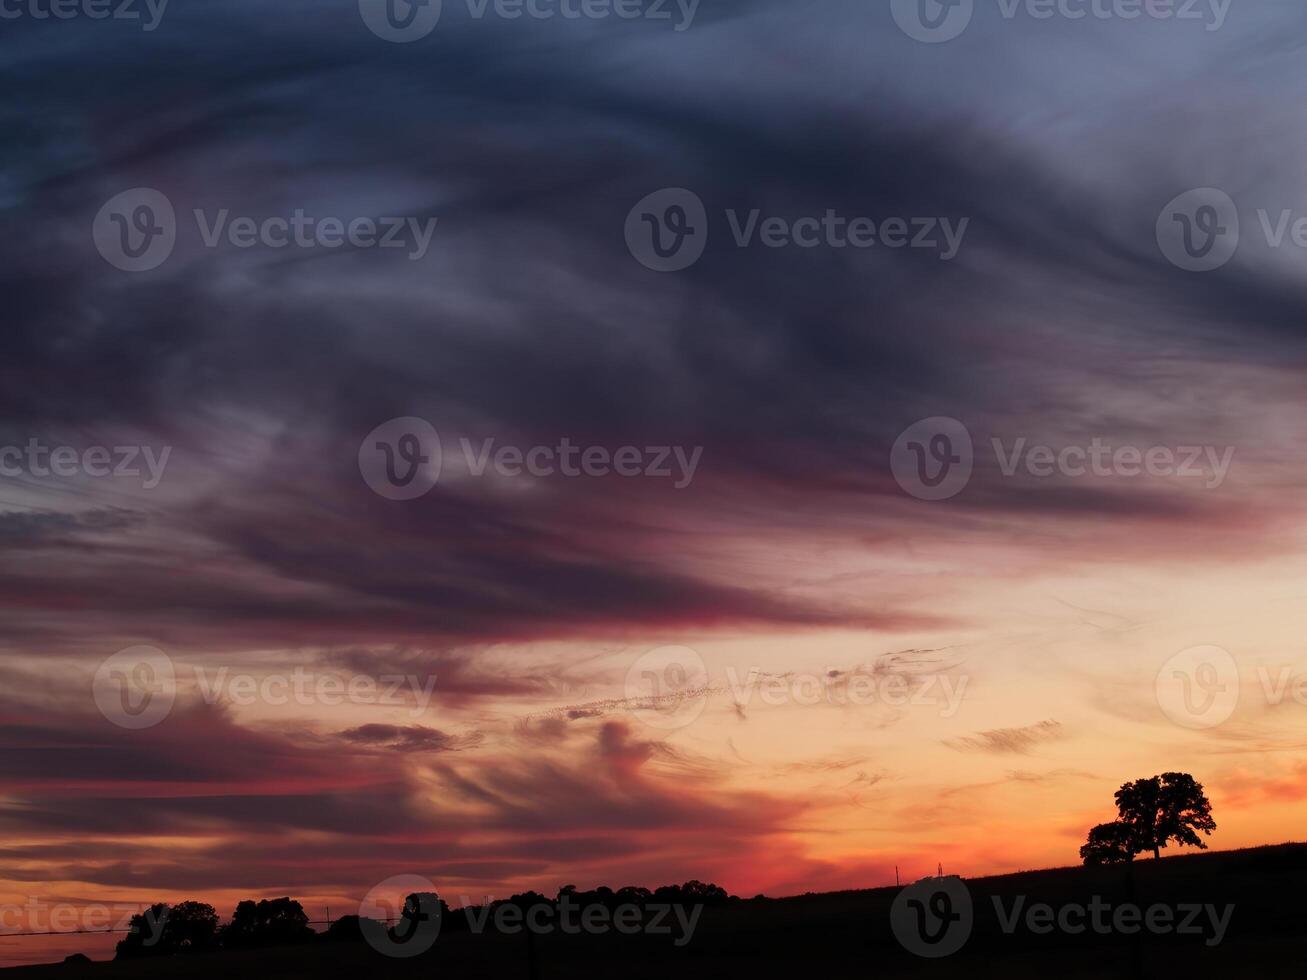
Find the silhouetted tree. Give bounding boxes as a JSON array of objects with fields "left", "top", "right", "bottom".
[
  {"left": 1114, "top": 772, "right": 1216, "bottom": 860},
  {"left": 678, "top": 880, "right": 730, "bottom": 905},
  {"left": 115, "top": 902, "right": 217, "bottom": 959},
  {"left": 219, "top": 898, "right": 314, "bottom": 948},
  {"left": 386, "top": 892, "right": 445, "bottom": 948},
  {"left": 322, "top": 915, "right": 383, "bottom": 943},
  {"left": 165, "top": 901, "right": 219, "bottom": 950},
  {"left": 1080, "top": 821, "right": 1137, "bottom": 865},
  {"left": 653, "top": 881, "right": 731, "bottom": 906},
  {"left": 1080, "top": 772, "right": 1216, "bottom": 865},
  {"left": 115, "top": 904, "right": 170, "bottom": 959},
  {"left": 613, "top": 886, "right": 652, "bottom": 906}
]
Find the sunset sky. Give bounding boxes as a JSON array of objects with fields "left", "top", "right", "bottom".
[{"left": 5, "top": 0, "right": 1307, "bottom": 967}]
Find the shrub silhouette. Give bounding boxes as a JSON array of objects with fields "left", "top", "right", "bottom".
[{"left": 1080, "top": 772, "right": 1216, "bottom": 865}]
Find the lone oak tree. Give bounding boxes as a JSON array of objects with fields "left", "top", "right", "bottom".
[{"left": 1080, "top": 772, "right": 1216, "bottom": 864}]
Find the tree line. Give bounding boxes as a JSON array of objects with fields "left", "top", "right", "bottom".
[{"left": 116, "top": 881, "right": 734, "bottom": 959}]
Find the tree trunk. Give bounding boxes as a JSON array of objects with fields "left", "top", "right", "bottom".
[{"left": 1153, "top": 846, "right": 1160, "bottom": 860}]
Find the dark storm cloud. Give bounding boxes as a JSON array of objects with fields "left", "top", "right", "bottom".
[{"left": 1, "top": 4, "right": 1305, "bottom": 649}]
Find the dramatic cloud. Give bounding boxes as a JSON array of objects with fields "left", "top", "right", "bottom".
[{"left": 5, "top": 1, "right": 1307, "bottom": 965}]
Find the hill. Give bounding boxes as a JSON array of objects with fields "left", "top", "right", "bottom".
[{"left": 7, "top": 843, "right": 1307, "bottom": 979}]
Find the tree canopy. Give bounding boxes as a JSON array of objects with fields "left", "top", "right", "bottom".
[{"left": 1079, "top": 772, "right": 1216, "bottom": 865}]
